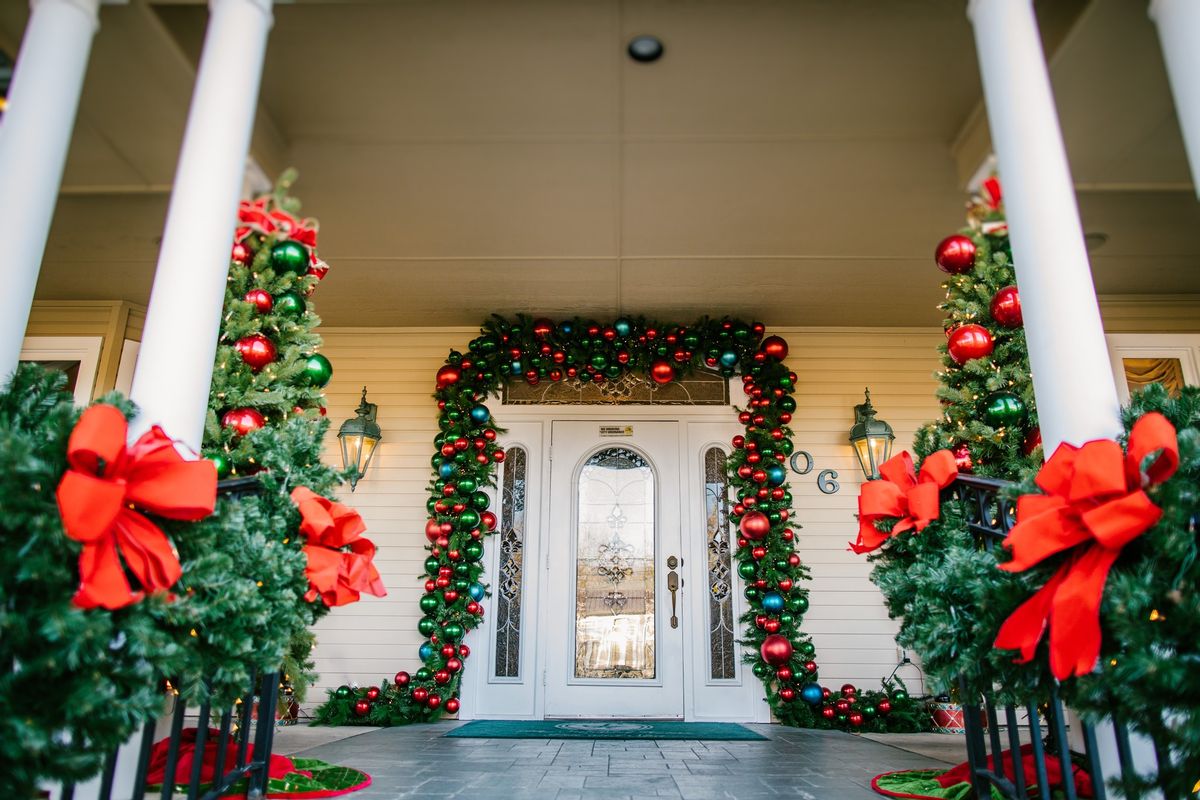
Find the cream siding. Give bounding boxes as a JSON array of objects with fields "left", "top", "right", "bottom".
[{"left": 24, "top": 300, "right": 146, "bottom": 398}]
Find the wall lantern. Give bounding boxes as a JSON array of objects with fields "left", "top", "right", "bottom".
[
  {"left": 338, "top": 387, "right": 382, "bottom": 491},
  {"left": 849, "top": 387, "right": 894, "bottom": 481}
]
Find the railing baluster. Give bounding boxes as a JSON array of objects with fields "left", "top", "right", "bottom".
[
  {"left": 60, "top": 783, "right": 75, "bottom": 800},
  {"left": 1047, "top": 688, "right": 1078, "bottom": 800},
  {"left": 132, "top": 717, "right": 157, "bottom": 798},
  {"left": 98, "top": 747, "right": 118, "bottom": 800},
  {"left": 236, "top": 668, "right": 256, "bottom": 770},
  {"left": 187, "top": 694, "right": 212, "bottom": 800},
  {"left": 211, "top": 710, "right": 233, "bottom": 785},
  {"left": 1112, "top": 714, "right": 1140, "bottom": 799},
  {"left": 1080, "top": 721, "right": 1105, "bottom": 800},
  {"left": 1004, "top": 705, "right": 1027, "bottom": 797},
  {"left": 161, "top": 691, "right": 188, "bottom": 800},
  {"left": 1026, "top": 702, "right": 1052, "bottom": 800},
  {"left": 249, "top": 671, "right": 280, "bottom": 796},
  {"left": 985, "top": 698, "right": 1004, "bottom": 784}
]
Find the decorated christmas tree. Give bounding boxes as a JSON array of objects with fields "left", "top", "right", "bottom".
[{"left": 914, "top": 177, "right": 1040, "bottom": 478}]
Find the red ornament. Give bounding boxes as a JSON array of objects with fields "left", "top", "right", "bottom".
[
  {"left": 354, "top": 699, "right": 371, "bottom": 717},
  {"left": 425, "top": 519, "right": 441, "bottom": 542},
  {"left": 738, "top": 511, "right": 771, "bottom": 541},
  {"left": 434, "top": 669, "right": 451, "bottom": 685},
  {"left": 802, "top": 660, "right": 817, "bottom": 674},
  {"left": 231, "top": 242, "right": 251, "bottom": 264},
  {"left": 848, "top": 712, "right": 864, "bottom": 727},
  {"left": 446, "top": 657, "right": 463, "bottom": 673},
  {"left": 493, "top": 449, "right": 506, "bottom": 463},
  {"left": 394, "top": 671, "right": 410, "bottom": 687},
  {"left": 840, "top": 683, "right": 857, "bottom": 697},
  {"left": 221, "top": 407, "right": 265, "bottom": 436},
  {"left": 777, "top": 666, "right": 793, "bottom": 681},
  {"left": 952, "top": 442, "right": 974, "bottom": 473},
  {"left": 532, "top": 318, "right": 554, "bottom": 338},
  {"left": 764, "top": 618, "right": 781, "bottom": 634},
  {"left": 427, "top": 694, "right": 441, "bottom": 709},
  {"left": 436, "top": 365, "right": 461, "bottom": 390},
  {"left": 760, "top": 336, "right": 789, "bottom": 361},
  {"left": 990, "top": 285, "right": 1022, "bottom": 328},
  {"left": 481, "top": 511, "right": 498, "bottom": 530},
  {"left": 1023, "top": 426, "right": 1042, "bottom": 455},
  {"left": 412, "top": 687, "right": 429, "bottom": 703},
  {"left": 946, "top": 323, "right": 994, "bottom": 365},
  {"left": 235, "top": 333, "right": 277, "bottom": 371},
  {"left": 834, "top": 698, "right": 851, "bottom": 714},
  {"left": 877, "top": 699, "right": 892, "bottom": 715},
  {"left": 307, "top": 261, "right": 329, "bottom": 282},
  {"left": 366, "top": 686, "right": 380, "bottom": 701},
  {"left": 779, "top": 687, "right": 796, "bottom": 703},
  {"left": 243, "top": 289, "right": 273, "bottom": 313},
  {"left": 821, "top": 706, "right": 836, "bottom": 720},
  {"left": 935, "top": 234, "right": 977, "bottom": 274},
  {"left": 445, "top": 697, "right": 461, "bottom": 714},
  {"left": 650, "top": 360, "right": 676, "bottom": 384},
  {"left": 760, "top": 634, "right": 794, "bottom": 666},
  {"left": 751, "top": 546, "right": 767, "bottom": 560}
]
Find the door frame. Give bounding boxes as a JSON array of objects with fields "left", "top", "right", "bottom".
[{"left": 462, "top": 393, "right": 770, "bottom": 722}]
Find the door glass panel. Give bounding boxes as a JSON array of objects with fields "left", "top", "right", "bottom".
[
  {"left": 704, "top": 447, "right": 737, "bottom": 680},
  {"left": 493, "top": 446, "right": 527, "bottom": 679},
  {"left": 574, "top": 447, "right": 656, "bottom": 680}
]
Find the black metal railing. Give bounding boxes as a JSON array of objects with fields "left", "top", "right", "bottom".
[{"left": 947, "top": 475, "right": 1172, "bottom": 800}]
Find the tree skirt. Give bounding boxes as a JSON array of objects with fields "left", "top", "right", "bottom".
[
  {"left": 146, "top": 728, "right": 371, "bottom": 798},
  {"left": 872, "top": 743, "right": 1093, "bottom": 799}
]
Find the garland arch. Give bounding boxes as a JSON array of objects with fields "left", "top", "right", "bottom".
[{"left": 315, "top": 315, "right": 918, "bottom": 729}]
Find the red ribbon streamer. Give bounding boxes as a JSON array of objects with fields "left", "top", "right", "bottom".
[
  {"left": 850, "top": 450, "right": 958, "bottom": 554},
  {"left": 291, "top": 486, "right": 386, "bottom": 607},
  {"left": 56, "top": 405, "right": 217, "bottom": 610},
  {"left": 993, "top": 412, "right": 1179, "bottom": 680},
  {"left": 235, "top": 197, "right": 319, "bottom": 247},
  {"left": 982, "top": 176, "right": 1003, "bottom": 210}
]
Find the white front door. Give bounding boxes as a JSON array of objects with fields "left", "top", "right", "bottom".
[{"left": 544, "top": 421, "right": 685, "bottom": 718}]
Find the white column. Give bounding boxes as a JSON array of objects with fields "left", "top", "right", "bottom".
[
  {"left": 967, "top": 0, "right": 1122, "bottom": 453},
  {"left": 0, "top": 0, "right": 101, "bottom": 385},
  {"left": 1150, "top": 0, "right": 1200, "bottom": 199},
  {"left": 129, "top": 0, "right": 273, "bottom": 451}
]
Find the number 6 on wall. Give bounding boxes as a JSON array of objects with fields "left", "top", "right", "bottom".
[{"left": 817, "top": 469, "right": 839, "bottom": 495}]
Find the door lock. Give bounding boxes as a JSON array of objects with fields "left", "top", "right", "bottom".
[{"left": 666, "top": 557, "right": 680, "bottom": 629}]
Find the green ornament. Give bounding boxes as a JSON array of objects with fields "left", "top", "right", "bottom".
[
  {"left": 420, "top": 594, "right": 439, "bottom": 613},
  {"left": 892, "top": 690, "right": 908, "bottom": 703},
  {"left": 335, "top": 685, "right": 352, "bottom": 699},
  {"left": 302, "top": 353, "right": 333, "bottom": 387},
  {"left": 738, "top": 561, "right": 757, "bottom": 580},
  {"left": 269, "top": 240, "right": 309, "bottom": 274},
  {"left": 470, "top": 491, "right": 490, "bottom": 511},
  {"left": 453, "top": 562, "right": 471, "bottom": 576},
  {"left": 590, "top": 353, "right": 608, "bottom": 369},
  {"left": 779, "top": 376, "right": 793, "bottom": 389},
  {"left": 274, "top": 290, "right": 307, "bottom": 316},
  {"left": 458, "top": 509, "right": 481, "bottom": 530},
  {"left": 744, "top": 586, "right": 761, "bottom": 602},
  {"left": 863, "top": 705, "right": 876, "bottom": 717},
  {"left": 454, "top": 578, "right": 470, "bottom": 591},
  {"left": 799, "top": 641, "right": 815, "bottom": 656},
  {"left": 209, "top": 452, "right": 231, "bottom": 479},
  {"left": 415, "top": 667, "right": 432, "bottom": 682},
  {"left": 464, "top": 541, "right": 485, "bottom": 562},
  {"left": 984, "top": 391, "right": 1026, "bottom": 427},
  {"left": 424, "top": 557, "right": 441, "bottom": 576},
  {"left": 778, "top": 396, "right": 797, "bottom": 413},
  {"left": 447, "top": 409, "right": 462, "bottom": 422},
  {"left": 443, "top": 622, "right": 465, "bottom": 642},
  {"left": 779, "top": 613, "right": 794, "bottom": 626},
  {"left": 752, "top": 662, "right": 770, "bottom": 679},
  {"left": 788, "top": 595, "right": 809, "bottom": 613},
  {"left": 458, "top": 476, "right": 478, "bottom": 494},
  {"left": 417, "top": 617, "right": 437, "bottom": 636}
]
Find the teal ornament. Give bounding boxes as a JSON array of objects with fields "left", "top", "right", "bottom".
[
  {"left": 719, "top": 351, "right": 739, "bottom": 368},
  {"left": 766, "top": 464, "right": 787, "bottom": 486},
  {"left": 614, "top": 318, "right": 632, "bottom": 337},
  {"left": 801, "top": 684, "right": 824, "bottom": 705},
  {"left": 510, "top": 361, "right": 523, "bottom": 376},
  {"left": 302, "top": 353, "right": 333, "bottom": 387},
  {"left": 468, "top": 582, "right": 486, "bottom": 601},
  {"left": 269, "top": 241, "right": 309, "bottom": 274},
  {"left": 438, "top": 462, "right": 455, "bottom": 479},
  {"left": 419, "top": 642, "right": 436, "bottom": 662},
  {"left": 559, "top": 321, "right": 574, "bottom": 335},
  {"left": 469, "top": 404, "right": 490, "bottom": 424},
  {"left": 762, "top": 592, "right": 785, "bottom": 613}
]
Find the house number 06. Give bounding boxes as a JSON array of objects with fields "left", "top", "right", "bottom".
[{"left": 788, "top": 451, "right": 839, "bottom": 495}]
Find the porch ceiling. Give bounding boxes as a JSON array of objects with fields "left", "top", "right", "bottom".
[{"left": 11, "top": 0, "right": 1200, "bottom": 327}]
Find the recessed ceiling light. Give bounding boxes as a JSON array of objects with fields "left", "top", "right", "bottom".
[{"left": 628, "top": 35, "right": 664, "bottom": 63}]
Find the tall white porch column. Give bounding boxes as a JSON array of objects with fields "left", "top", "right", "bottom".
[
  {"left": 0, "top": 0, "right": 101, "bottom": 384},
  {"left": 1149, "top": 0, "right": 1200, "bottom": 199},
  {"left": 129, "top": 0, "right": 273, "bottom": 451},
  {"left": 967, "top": 0, "right": 1122, "bottom": 452}
]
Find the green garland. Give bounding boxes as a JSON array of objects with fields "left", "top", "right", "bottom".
[{"left": 314, "top": 315, "right": 924, "bottom": 731}]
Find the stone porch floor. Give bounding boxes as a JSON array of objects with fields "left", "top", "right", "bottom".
[{"left": 274, "top": 721, "right": 963, "bottom": 800}]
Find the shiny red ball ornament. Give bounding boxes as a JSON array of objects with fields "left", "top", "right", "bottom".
[
  {"left": 760, "top": 336, "right": 789, "bottom": 361},
  {"left": 445, "top": 697, "right": 461, "bottom": 714},
  {"left": 427, "top": 694, "right": 441, "bottom": 709},
  {"left": 841, "top": 683, "right": 857, "bottom": 697},
  {"left": 231, "top": 242, "right": 251, "bottom": 264},
  {"left": 446, "top": 657, "right": 462, "bottom": 673},
  {"left": 877, "top": 699, "right": 892, "bottom": 715},
  {"left": 436, "top": 365, "right": 462, "bottom": 390},
  {"left": 493, "top": 449, "right": 506, "bottom": 463},
  {"left": 788, "top": 553, "right": 801, "bottom": 566},
  {"left": 822, "top": 688, "right": 832, "bottom": 699},
  {"left": 760, "top": 634, "right": 794, "bottom": 666},
  {"left": 821, "top": 706, "right": 836, "bottom": 720},
  {"left": 466, "top": 601, "right": 482, "bottom": 615},
  {"left": 751, "top": 469, "right": 768, "bottom": 484},
  {"left": 834, "top": 698, "right": 851, "bottom": 714},
  {"left": 235, "top": 333, "right": 277, "bottom": 371},
  {"left": 990, "top": 285, "right": 1022, "bottom": 328},
  {"left": 243, "top": 289, "right": 273, "bottom": 313},
  {"left": 434, "top": 669, "right": 451, "bottom": 685},
  {"left": 354, "top": 699, "right": 371, "bottom": 717},
  {"left": 221, "top": 407, "right": 265, "bottom": 436},
  {"left": 481, "top": 511, "right": 498, "bottom": 530},
  {"left": 366, "top": 686, "right": 380, "bottom": 701},
  {"left": 935, "top": 234, "right": 977, "bottom": 274},
  {"left": 739, "top": 510, "right": 771, "bottom": 541},
  {"left": 732, "top": 435, "right": 745, "bottom": 449},
  {"left": 948, "top": 442, "right": 973, "bottom": 473},
  {"left": 777, "top": 666, "right": 793, "bottom": 681},
  {"left": 411, "top": 687, "right": 429, "bottom": 703},
  {"left": 764, "top": 618, "right": 781, "bottom": 634},
  {"left": 394, "top": 671, "right": 410, "bottom": 687},
  {"left": 1023, "top": 426, "right": 1042, "bottom": 455},
  {"left": 802, "top": 660, "right": 817, "bottom": 674},
  {"left": 778, "top": 578, "right": 793, "bottom": 591},
  {"left": 441, "top": 644, "right": 456, "bottom": 658},
  {"left": 459, "top": 644, "right": 471, "bottom": 658},
  {"left": 532, "top": 318, "right": 554, "bottom": 338},
  {"left": 946, "top": 323, "right": 994, "bottom": 365},
  {"left": 849, "top": 712, "right": 864, "bottom": 727},
  {"left": 425, "top": 519, "right": 442, "bottom": 542},
  {"left": 443, "top": 590, "right": 458, "bottom": 603},
  {"left": 779, "top": 687, "right": 797, "bottom": 703},
  {"left": 751, "top": 546, "right": 767, "bottom": 560},
  {"left": 650, "top": 360, "right": 676, "bottom": 384}
]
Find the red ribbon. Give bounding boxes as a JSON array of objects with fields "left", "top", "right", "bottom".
[
  {"left": 982, "top": 176, "right": 1003, "bottom": 210},
  {"left": 850, "top": 450, "right": 958, "bottom": 554},
  {"left": 56, "top": 405, "right": 217, "bottom": 610},
  {"left": 291, "top": 487, "right": 386, "bottom": 606},
  {"left": 234, "top": 197, "right": 318, "bottom": 247},
  {"left": 993, "top": 412, "right": 1179, "bottom": 679}
]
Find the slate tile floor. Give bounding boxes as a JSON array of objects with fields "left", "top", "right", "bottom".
[{"left": 280, "top": 721, "right": 952, "bottom": 800}]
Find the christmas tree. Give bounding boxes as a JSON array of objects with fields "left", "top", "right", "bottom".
[{"left": 913, "top": 177, "right": 1040, "bottom": 478}]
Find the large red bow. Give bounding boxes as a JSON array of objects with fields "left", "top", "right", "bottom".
[
  {"left": 56, "top": 405, "right": 217, "bottom": 610},
  {"left": 234, "top": 197, "right": 318, "bottom": 247},
  {"left": 850, "top": 450, "right": 958, "bottom": 554},
  {"left": 993, "top": 412, "right": 1178, "bottom": 679},
  {"left": 291, "top": 487, "right": 386, "bottom": 607}
]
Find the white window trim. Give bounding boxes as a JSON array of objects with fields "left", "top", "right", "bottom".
[
  {"left": 1105, "top": 333, "right": 1200, "bottom": 404},
  {"left": 20, "top": 336, "right": 103, "bottom": 406}
]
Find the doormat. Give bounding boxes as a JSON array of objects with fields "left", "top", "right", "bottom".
[{"left": 443, "top": 719, "right": 767, "bottom": 740}]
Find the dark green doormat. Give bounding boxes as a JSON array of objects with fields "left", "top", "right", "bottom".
[{"left": 443, "top": 719, "right": 767, "bottom": 740}]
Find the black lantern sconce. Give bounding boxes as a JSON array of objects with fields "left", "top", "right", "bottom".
[
  {"left": 337, "top": 387, "right": 382, "bottom": 491},
  {"left": 849, "top": 388, "right": 894, "bottom": 481}
]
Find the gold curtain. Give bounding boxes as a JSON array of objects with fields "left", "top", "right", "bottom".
[{"left": 1123, "top": 358, "right": 1185, "bottom": 398}]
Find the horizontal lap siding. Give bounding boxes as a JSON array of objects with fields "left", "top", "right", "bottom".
[{"left": 308, "top": 327, "right": 943, "bottom": 702}]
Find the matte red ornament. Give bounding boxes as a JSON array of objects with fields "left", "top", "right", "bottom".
[
  {"left": 243, "top": 289, "right": 273, "bottom": 313},
  {"left": 235, "top": 333, "right": 276, "bottom": 371},
  {"left": 394, "top": 671, "right": 410, "bottom": 687},
  {"left": 739, "top": 510, "right": 771, "bottom": 541},
  {"left": 935, "top": 234, "right": 977, "bottom": 274},
  {"left": 650, "top": 360, "right": 676, "bottom": 384},
  {"left": 760, "top": 336, "right": 789, "bottom": 361},
  {"left": 990, "top": 285, "right": 1022, "bottom": 328},
  {"left": 946, "top": 323, "right": 994, "bottom": 365},
  {"left": 354, "top": 699, "right": 371, "bottom": 717},
  {"left": 221, "top": 407, "right": 265, "bottom": 436},
  {"left": 436, "top": 365, "right": 461, "bottom": 390},
  {"left": 952, "top": 442, "right": 974, "bottom": 474},
  {"left": 1023, "top": 425, "right": 1042, "bottom": 455},
  {"left": 760, "top": 634, "right": 794, "bottom": 666}
]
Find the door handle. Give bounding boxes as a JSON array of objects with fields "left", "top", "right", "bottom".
[{"left": 666, "top": 564, "right": 680, "bottom": 629}]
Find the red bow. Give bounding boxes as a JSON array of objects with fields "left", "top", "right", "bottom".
[
  {"left": 291, "top": 487, "right": 386, "bottom": 606},
  {"left": 56, "top": 405, "right": 217, "bottom": 610},
  {"left": 850, "top": 450, "right": 958, "bottom": 554},
  {"left": 993, "top": 412, "right": 1178, "bottom": 679},
  {"left": 234, "top": 198, "right": 318, "bottom": 247},
  {"left": 982, "top": 176, "right": 1003, "bottom": 210}
]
